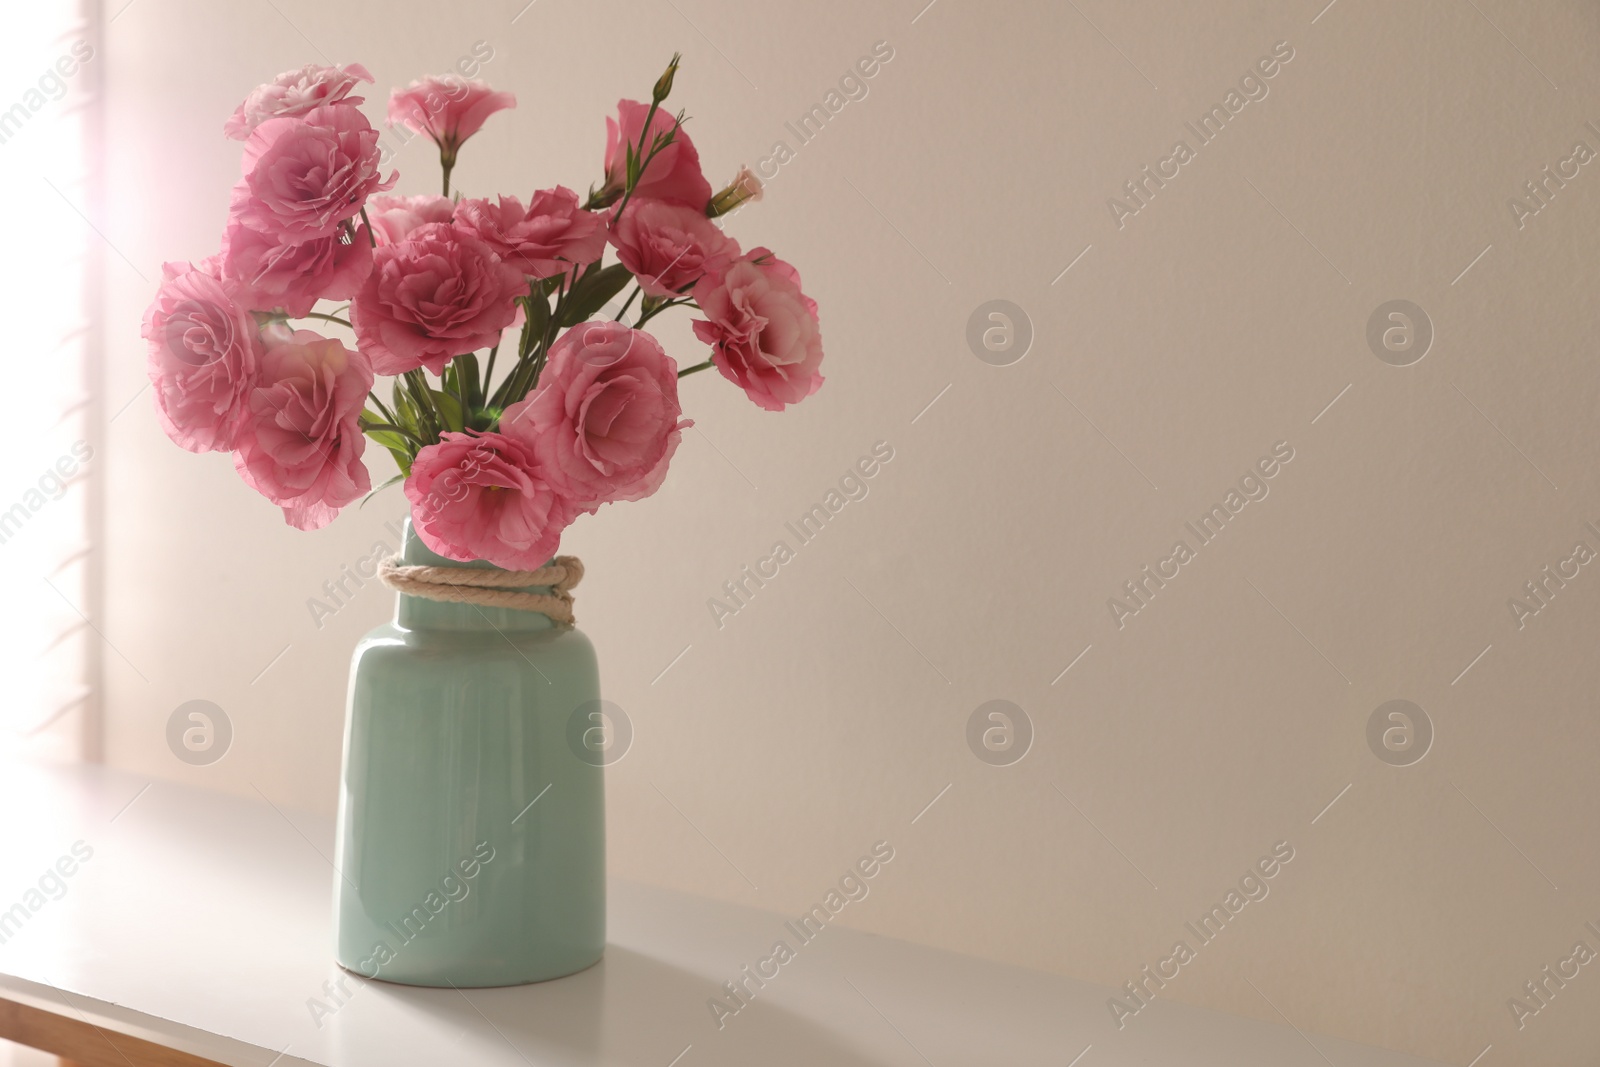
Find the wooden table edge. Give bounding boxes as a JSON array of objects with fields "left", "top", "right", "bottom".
[
  {"left": 0, "top": 978, "right": 301, "bottom": 1067},
  {"left": 1, "top": 992, "right": 228, "bottom": 1067}
]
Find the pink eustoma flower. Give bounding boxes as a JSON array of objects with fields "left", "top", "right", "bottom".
[
  {"left": 707, "top": 165, "right": 763, "bottom": 217},
  {"left": 233, "top": 330, "right": 373, "bottom": 531},
  {"left": 141, "top": 260, "right": 261, "bottom": 453},
  {"left": 454, "top": 187, "right": 606, "bottom": 279},
  {"left": 388, "top": 76, "right": 515, "bottom": 159},
  {"left": 229, "top": 103, "right": 396, "bottom": 245},
  {"left": 602, "top": 99, "right": 712, "bottom": 209},
  {"left": 351, "top": 222, "right": 525, "bottom": 376},
  {"left": 224, "top": 62, "right": 374, "bottom": 140},
  {"left": 365, "top": 193, "right": 455, "bottom": 246},
  {"left": 221, "top": 219, "right": 373, "bottom": 317},
  {"left": 404, "top": 431, "right": 574, "bottom": 570},
  {"left": 608, "top": 197, "right": 737, "bottom": 299},
  {"left": 692, "top": 248, "right": 824, "bottom": 412},
  {"left": 502, "top": 321, "right": 689, "bottom": 512}
]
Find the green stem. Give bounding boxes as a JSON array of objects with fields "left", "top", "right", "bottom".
[
  {"left": 367, "top": 391, "right": 397, "bottom": 425},
  {"left": 452, "top": 366, "right": 469, "bottom": 425},
  {"left": 491, "top": 267, "right": 591, "bottom": 411},
  {"left": 630, "top": 98, "right": 665, "bottom": 180},
  {"left": 358, "top": 208, "right": 377, "bottom": 247},
  {"left": 403, "top": 370, "right": 441, "bottom": 442},
  {"left": 611, "top": 117, "right": 682, "bottom": 225},
  {"left": 523, "top": 280, "right": 548, "bottom": 360},
  {"left": 482, "top": 344, "right": 498, "bottom": 395},
  {"left": 677, "top": 359, "right": 714, "bottom": 378},
  {"left": 634, "top": 297, "right": 694, "bottom": 329},
  {"left": 506, "top": 344, "right": 544, "bottom": 408},
  {"left": 614, "top": 285, "right": 642, "bottom": 323},
  {"left": 530, "top": 268, "right": 580, "bottom": 385},
  {"left": 493, "top": 342, "right": 535, "bottom": 411},
  {"left": 300, "top": 312, "right": 352, "bottom": 328}
]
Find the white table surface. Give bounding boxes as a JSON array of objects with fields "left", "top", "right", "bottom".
[{"left": 0, "top": 762, "right": 1448, "bottom": 1067}]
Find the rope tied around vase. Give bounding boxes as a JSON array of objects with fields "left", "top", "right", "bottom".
[{"left": 376, "top": 556, "right": 585, "bottom": 626}]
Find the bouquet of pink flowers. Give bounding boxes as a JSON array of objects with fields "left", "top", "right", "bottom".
[{"left": 143, "top": 57, "right": 823, "bottom": 569}]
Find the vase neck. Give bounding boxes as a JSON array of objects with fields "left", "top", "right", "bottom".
[{"left": 395, "top": 518, "right": 558, "bottom": 633}]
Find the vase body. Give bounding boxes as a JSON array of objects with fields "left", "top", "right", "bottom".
[{"left": 332, "top": 520, "right": 605, "bottom": 986}]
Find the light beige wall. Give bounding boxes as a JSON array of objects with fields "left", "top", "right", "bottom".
[{"left": 99, "top": 1, "right": 1600, "bottom": 1061}]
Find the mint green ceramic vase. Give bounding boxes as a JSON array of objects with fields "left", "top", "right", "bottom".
[{"left": 333, "top": 519, "right": 605, "bottom": 986}]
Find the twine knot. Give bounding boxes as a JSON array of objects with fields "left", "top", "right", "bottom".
[{"left": 377, "top": 556, "right": 585, "bottom": 626}]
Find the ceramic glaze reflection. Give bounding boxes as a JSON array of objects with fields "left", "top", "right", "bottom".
[{"left": 333, "top": 519, "right": 604, "bottom": 987}]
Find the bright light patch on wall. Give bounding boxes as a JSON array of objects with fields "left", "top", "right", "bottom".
[{"left": 0, "top": 2, "right": 96, "bottom": 760}]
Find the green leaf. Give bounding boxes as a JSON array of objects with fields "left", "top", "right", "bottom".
[
  {"left": 455, "top": 354, "right": 482, "bottom": 409},
  {"left": 362, "top": 428, "right": 408, "bottom": 452},
  {"left": 559, "top": 263, "right": 633, "bottom": 329},
  {"left": 391, "top": 380, "right": 418, "bottom": 432},
  {"left": 401, "top": 370, "right": 442, "bottom": 442},
  {"left": 360, "top": 472, "right": 406, "bottom": 507},
  {"left": 359, "top": 422, "right": 415, "bottom": 476},
  {"left": 430, "top": 389, "right": 465, "bottom": 433},
  {"left": 467, "top": 405, "right": 500, "bottom": 432},
  {"left": 524, "top": 289, "right": 551, "bottom": 347}
]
